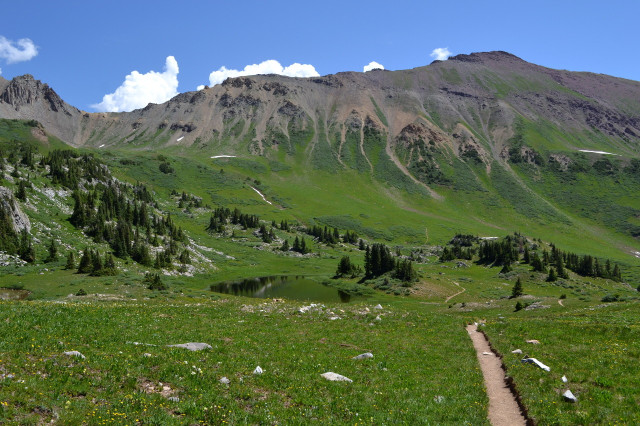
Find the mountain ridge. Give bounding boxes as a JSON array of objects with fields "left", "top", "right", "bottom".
[{"left": 1, "top": 51, "right": 639, "bottom": 196}]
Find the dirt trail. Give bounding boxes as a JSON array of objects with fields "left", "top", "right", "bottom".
[
  {"left": 466, "top": 324, "right": 527, "bottom": 426},
  {"left": 445, "top": 281, "right": 466, "bottom": 302}
]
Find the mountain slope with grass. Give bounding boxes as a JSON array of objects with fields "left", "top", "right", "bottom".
[{"left": 1, "top": 58, "right": 640, "bottom": 423}]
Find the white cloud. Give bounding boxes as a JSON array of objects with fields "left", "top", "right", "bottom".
[
  {"left": 93, "top": 56, "right": 179, "bottom": 112},
  {"left": 430, "top": 47, "right": 452, "bottom": 61},
  {"left": 205, "top": 59, "right": 319, "bottom": 87},
  {"left": 0, "top": 36, "right": 38, "bottom": 64},
  {"left": 363, "top": 61, "right": 385, "bottom": 72}
]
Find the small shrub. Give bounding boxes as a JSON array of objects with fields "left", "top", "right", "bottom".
[
  {"left": 514, "top": 301, "right": 524, "bottom": 311},
  {"left": 75, "top": 288, "right": 87, "bottom": 296},
  {"left": 601, "top": 294, "right": 620, "bottom": 303},
  {"left": 559, "top": 293, "right": 567, "bottom": 299}
]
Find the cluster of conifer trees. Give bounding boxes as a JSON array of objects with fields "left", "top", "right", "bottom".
[
  {"left": 440, "top": 233, "right": 624, "bottom": 282},
  {"left": 335, "top": 243, "right": 416, "bottom": 283},
  {"left": 43, "top": 150, "right": 110, "bottom": 189},
  {"left": 305, "top": 225, "right": 360, "bottom": 246},
  {"left": 523, "top": 244, "right": 622, "bottom": 282},
  {"left": 69, "top": 179, "right": 187, "bottom": 269},
  {"left": 75, "top": 248, "right": 117, "bottom": 276}
]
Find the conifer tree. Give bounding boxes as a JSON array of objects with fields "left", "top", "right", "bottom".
[
  {"left": 104, "top": 253, "right": 116, "bottom": 270},
  {"left": 45, "top": 239, "right": 58, "bottom": 263},
  {"left": 65, "top": 251, "right": 75, "bottom": 270},
  {"left": 523, "top": 246, "right": 530, "bottom": 264},
  {"left": 556, "top": 256, "right": 568, "bottom": 279},
  {"left": 179, "top": 249, "right": 191, "bottom": 264},
  {"left": 18, "top": 229, "right": 35, "bottom": 263},
  {"left": 280, "top": 239, "right": 290, "bottom": 252},
  {"left": 546, "top": 267, "right": 557, "bottom": 282},
  {"left": 612, "top": 264, "right": 622, "bottom": 282},
  {"left": 531, "top": 252, "right": 546, "bottom": 272},
  {"left": 336, "top": 256, "right": 354, "bottom": 277},
  {"left": 77, "top": 248, "right": 93, "bottom": 274},
  {"left": 511, "top": 277, "right": 523, "bottom": 298},
  {"left": 90, "top": 249, "right": 103, "bottom": 275}
]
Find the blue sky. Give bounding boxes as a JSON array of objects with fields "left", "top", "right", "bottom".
[{"left": 1, "top": 0, "right": 638, "bottom": 112}]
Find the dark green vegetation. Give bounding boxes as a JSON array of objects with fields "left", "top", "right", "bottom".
[{"left": 2, "top": 50, "right": 640, "bottom": 423}]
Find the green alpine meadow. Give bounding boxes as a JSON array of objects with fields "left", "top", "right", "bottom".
[{"left": 1, "top": 51, "right": 639, "bottom": 424}]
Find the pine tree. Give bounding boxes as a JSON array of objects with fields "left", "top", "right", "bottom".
[
  {"left": 179, "top": 249, "right": 191, "bottom": 264},
  {"left": 104, "top": 253, "right": 116, "bottom": 270},
  {"left": 358, "top": 239, "right": 366, "bottom": 250},
  {"left": 45, "top": 239, "right": 58, "bottom": 263},
  {"left": 364, "top": 245, "right": 372, "bottom": 277},
  {"left": 531, "top": 253, "right": 546, "bottom": 272},
  {"left": 336, "top": 256, "right": 354, "bottom": 277},
  {"left": 523, "top": 246, "right": 530, "bottom": 264},
  {"left": 18, "top": 229, "right": 35, "bottom": 263},
  {"left": 280, "top": 239, "right": 290, "bottom": 252},
  {"left": 612, "top": 264, "right": 622, "bottom": 282},
  {"left": 546, "top": 267, "right": 558, "bottom": 282},
  {"left": 65, "top": 251, "right": 75, "bottom": 270},
  {"left": 15, "top": 180, "right": 28, "bottom": 201},
  {"left": 500, "top": 263, "right": 512, "bottom": 274},
  {"left": 77, "top": 248, "right": 93, "bottom": 274},
  {"left": 90, "top": 249, "right": 103, "bottom": 275},
  {"left": 556, "top": 256, "right": 568, "bottom": 279},
  {"left": 511, "top": 277, "right": 523, "bottom": 298}
]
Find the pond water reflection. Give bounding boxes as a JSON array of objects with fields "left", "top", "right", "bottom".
[{"left": 210, "top": 276, "right": 365, "bottom": 303}]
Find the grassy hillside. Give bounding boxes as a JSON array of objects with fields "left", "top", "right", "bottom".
[{"left": 1, "top": 118, "right": 640, "bottom": 423}]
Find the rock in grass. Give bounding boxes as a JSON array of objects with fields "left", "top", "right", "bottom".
[
  {"left": 168, "top": 396, "right": 180, "bottom": 402},
  {"left": 219, "top": 377, "right": 230, "bottom": 384},
  {"left": 563, "top": 389, "right": 577, "bottom": 403},
  {"left": 562, "top": 375, "right": 568, "bottom": 383},
  {"left": 321, "top": 372, "right": 352, "bottom": 382},
  {"left": 253, "top": 366, "right": 263, "bottom": 375},
  {"left": 352, "top": 352, "right": 373, "bottom": 360},
  {"left": 521, "top": 357, "right": 550, "bottom": 372},
  {"left": 63, "top": 351, "right": 85, "bottom": 359},
  {"left": 373, "top": 304, "right": 383, "bottom": 310},
  {"left": 167, "top": 343, "right": 212, "bottom": 351},
  {"left": 143, "top": 353, "right": 152, "bottom": 358},
  {"left": 525, "top": 339, "right": 541, "bottom": 344},
  {"left": 511, "top": 349, "right": 523, "bottom": 354}
]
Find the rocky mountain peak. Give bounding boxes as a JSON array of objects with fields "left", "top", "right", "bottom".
[
  {"left": 448, "top": 51, "right": 525, "bottom": 64},
  {"left": 0, "top": 74, "right": 73, "bottom": 116}
]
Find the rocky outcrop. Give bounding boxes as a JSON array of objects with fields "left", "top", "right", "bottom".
[{"left": 0, "top": 188, "right": 31, "bottom": 233}]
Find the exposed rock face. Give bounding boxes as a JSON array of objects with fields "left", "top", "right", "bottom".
[
  {"left": 0, "top": 75, "right": 73, "bottom": 117},
  {"left": 0, "top": 188, "right": 31, "bottom": 233}
]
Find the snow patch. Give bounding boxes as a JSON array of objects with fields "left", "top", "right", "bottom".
[
  {"left": 210, "top": 155, "right": 237, "bottom": 159},
  {"left": 250, "top": 186, "right": 272, "bottom": 205},
  {"left": 578, "top": 149, "right": 619, "bottom": 156},
  {"left": 99, "top": 144, "right": 105, "bottom": 148},
  {"left": 177, "top": 136, "right": 184, "bottom": 142}
]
